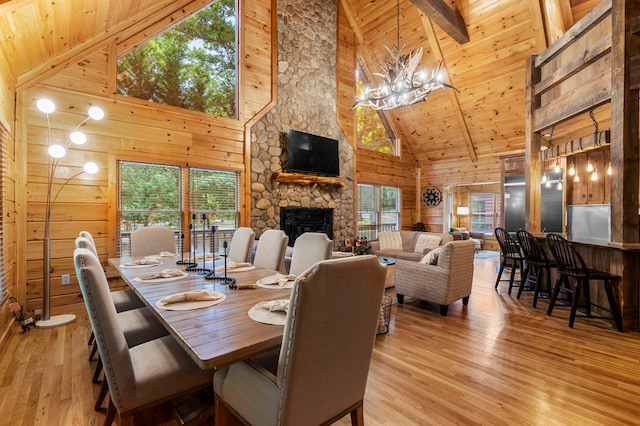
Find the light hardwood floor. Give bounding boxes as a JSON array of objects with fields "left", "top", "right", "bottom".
[{"left": 2, "top": 255, "right": 640, "bottom": 425}]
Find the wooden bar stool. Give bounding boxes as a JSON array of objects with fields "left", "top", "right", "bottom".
[
  {"left": 545, "top": 233, "right": 622, "bottom": 331},
  {"left": 516, "top": 230, "right": 557, "bottom": 307}
]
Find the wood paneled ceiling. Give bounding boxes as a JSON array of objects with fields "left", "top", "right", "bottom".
[{"left": 0, "top": 0, "right": 603, "bottom": 165}]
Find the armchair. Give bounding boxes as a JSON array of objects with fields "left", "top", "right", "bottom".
[{"left": 395, "top": 240, "right": 476, "bottom": 316}]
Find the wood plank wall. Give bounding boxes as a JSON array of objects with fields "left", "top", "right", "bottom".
[{"left": 17, "top": 0, "right": 274, "bottom": 313}]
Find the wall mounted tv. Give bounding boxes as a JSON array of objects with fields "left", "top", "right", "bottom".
[{"left": 286, "top": 129, "right": 339, "bottom": 177}]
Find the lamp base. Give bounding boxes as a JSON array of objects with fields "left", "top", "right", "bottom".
[{"left": 36, "top": 314, "right": 76, "bottom": 328}]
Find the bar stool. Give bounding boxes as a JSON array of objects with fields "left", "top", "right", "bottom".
[
  {"left": 516, "top": 230, "right": 557, "bottom": 307},
  {"left": 494, "top": 227, "right": 525, "bottom": 295},
  {"left": 545, "top": 233, "right": 622, "bottom": 331}
]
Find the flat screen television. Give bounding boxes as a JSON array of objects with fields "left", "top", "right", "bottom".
[{"left": 286, "top": 129, "right": 339, "bottom": 177}]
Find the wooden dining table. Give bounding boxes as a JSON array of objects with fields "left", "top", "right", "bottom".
[{"left": 109, "top": 255, "right": 292, "bottom": 370}]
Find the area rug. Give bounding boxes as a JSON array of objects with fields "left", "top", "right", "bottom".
[{"left": 474, "top": 250, "right": 500, "bottom": 260}]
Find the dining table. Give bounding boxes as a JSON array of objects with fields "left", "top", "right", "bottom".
[{"left": 108, "top": 254, "right": 293, "bottom": 370}]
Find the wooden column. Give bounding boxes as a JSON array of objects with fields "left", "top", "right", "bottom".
[
  {"left": 525, "top": 54, "right": 542, "bottom": 234},
  {"left": 610, "top": 0, "right": 640, "bottom": 331}
]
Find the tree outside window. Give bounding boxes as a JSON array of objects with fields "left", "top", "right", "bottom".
[
  {"left": 117, "top": 0, "right": 237, "bottom": 119},
  {"left": 355, "top": 63, "right": 396, "bottom": 154}
]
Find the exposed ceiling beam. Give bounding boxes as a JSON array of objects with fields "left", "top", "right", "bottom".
[
  {"left": 410, "top": 0, "right": 469, "bottom": 44},
  {"left": 419, "top": 13, "right": 477, "bottom": 162},
  {"left": 338, "top": 0, "right": 419, "bottom": 166}
]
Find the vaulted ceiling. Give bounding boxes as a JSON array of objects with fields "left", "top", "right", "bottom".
[{"left": 0, "top": 0, "right": 602, "bottom": 165}]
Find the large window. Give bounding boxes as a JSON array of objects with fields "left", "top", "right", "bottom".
[
  {"left": 118, "top": 161, "right": 240, "bottom": 256},
  {"left": 470, "top": 192, "right": 501, "bottom": 235},
  {"left": 357, "top": 184, "right": 400, "bottom": 240},
  {"left": 117, "top": 0, "right": 237, "bottom": 118}
]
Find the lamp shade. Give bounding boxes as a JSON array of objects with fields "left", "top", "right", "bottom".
[{"left": 456, "top": 206, "right": 470, "bottom": 216}]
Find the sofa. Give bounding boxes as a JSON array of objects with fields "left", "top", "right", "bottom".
[
  {"left": 449, "top": 228, "right": 486, "bottom": 251},
  {"left": 369, "top": 230, "right": 453, "bottom": 262},
  {"left": 394, "top": 240, "right": 476, "bottom": 316}
]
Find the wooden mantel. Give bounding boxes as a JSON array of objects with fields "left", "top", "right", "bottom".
[{"left": 272, "top": 172, "right": 345, "bottom": 187}]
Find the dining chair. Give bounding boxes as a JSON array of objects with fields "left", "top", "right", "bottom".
[
  {"left": 130, "top": 226, "right": 176, "bottom": 257},
  {"left": 74, "top": 248, "right": 214, "bottom": 425},
  {"left": 79, "top": 230, "right": 97, "bottom": 250},
  {"left": 213, "top": 255, "right": 387, "bottom": 426},
  {"left": 227, "top": 227, "right": 256, "bottom": 263},
  {"left": 545, "top": 233, "right": 622, "bottom": 331},
  {"left": 288, "top": 232, "right": 333, "bottom": 276},
  {"left": 253, "top": 229, "right": 288, "bottom": 272},
  {"left": 494, "top": 227, "right": 525, "bottom": 295},
  {"left": 516, "top": 230, "right": 557, "bottom": 307}
]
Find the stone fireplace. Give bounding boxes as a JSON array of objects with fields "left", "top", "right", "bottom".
[
  {"left": 249, "top": 0, "right": 354, "bottom": 248},
  {"left": 280, "top": 208, "right": 334, "bottom": 246}
]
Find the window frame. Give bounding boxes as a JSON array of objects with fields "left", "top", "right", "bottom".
[{"left": 356, "top": 183, "right": 401, "bottom": 240}]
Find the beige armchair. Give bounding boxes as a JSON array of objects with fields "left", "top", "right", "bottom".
[{"left": 395, "top": 240, "right": 476, "bottom": 316}]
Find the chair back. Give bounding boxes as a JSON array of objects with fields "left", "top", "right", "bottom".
[
  {"left": 288, "top": 232, "right": 333, "bottom": 276},
  {"left": 546, "top": 233, "right": 588, "bottom": 277},
  {"left": 276, "top": 255, "right": 386, "bottom": 424},
  {"left": 76, "top": 236, "right": 98, "bottom": 257},
  {"left": 227, "top": 227, "right": 255, "bottom": 263},
  {"left": 79, "top": 230, "right": 96, "bottom": 249},
  {"left": 253, "top": 229, "right": 288, "bottom": 271},
  {"left": 495, "top": 227, "right": 521, "bottom": 257},
  {"left": 74, "top": 248, "right": 135, "bottom": 411},
  {"left": 130, "top": 226, "right": 176, "bottom": 257},
  {"left": 516, "top": 230, "right": 551, "bottom": 266}
]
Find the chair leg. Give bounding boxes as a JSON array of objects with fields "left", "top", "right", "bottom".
[
  {"left": 439, "top": 305, "right": 449, "bottom": 316},
  {"left": 89, "top": 342, "right": 98, "bottom": 362},
  {"left": 92, "top": 357, "right": 103, "bottom": 383},
  {"left": 495, "top": 259, "right": 506, "bottom": 289},
  {"left": 396, "top": 294, "right": 404, "bottom": 304},
  {"left": 604, "top": 280, "right": 623, "bottom": 332},
  {"left": 508, "top": 260, "right": 517, "bottom": 295},
  {"left": 95, "top": 379, "right": 109, "bottom": 411},
  {"left": 569, "top": 281, "right": 582, "bottom": 328},
  {"left": 547, "top": 275, "right": 563, "bottom": 316},
  {"left": 105, "top": 396, "right": 117, "bottom": 426},
  {"left": 88, "top": 331, "right": 95, "bottom": 346},
  {"left": 462, "top": 296, "right": 470, "bottom": 306},
  {"left": 350, "top": 404, "right": 364, "bottom": 426},
  {"left": 517, "top": 264, "right": 529, "bottom": 299}
]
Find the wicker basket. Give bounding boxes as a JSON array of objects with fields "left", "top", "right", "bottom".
[{"left": 377, "top": 295, "right": 393, "bottom": 334}]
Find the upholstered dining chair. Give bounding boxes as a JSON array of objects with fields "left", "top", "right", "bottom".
[
  {"left": 213, "top": 255, "right": 387, "bottom": 426},
  {"left": 79, "top": 230, "right": 97, "bottom": 250},
  {"left": 227, "top": 227, "right": 256, "bottom": 263},
  {"left": 288, "top": 232, "right": 333, "bottom": 276},
  {"left": 494, "top": 227, "right": 525, "bottom": 295},
  {"left": 130, "top": 226, "right": 176, "bottom": 257},
  {"left": 253, "top": 229, "right": 288, "bottom": 272},
  {"left": 545, "top": 233, "right": 622, "bottom": 331},
  {"left": 74, "top": 248, "right": 214, "bottom": 425}
]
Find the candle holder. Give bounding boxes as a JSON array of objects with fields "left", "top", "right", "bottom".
[
  {"left": 187, "top": 215, "right": 212, "bottom": 275},
  {"left": 206, "top": 240, "right": 236, "bottom": 287}
]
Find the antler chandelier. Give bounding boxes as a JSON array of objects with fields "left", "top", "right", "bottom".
[{"left": 353, "top": 0, "right": 457, "bottom": 111}]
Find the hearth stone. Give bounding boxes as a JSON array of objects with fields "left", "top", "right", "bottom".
[{"left": 280, "top": 208, "right": 333, "bottom": 247}]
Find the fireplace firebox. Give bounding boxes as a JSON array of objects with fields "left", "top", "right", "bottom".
[{"left": 280, "top": 208, "right": 333, "bottom": 247}]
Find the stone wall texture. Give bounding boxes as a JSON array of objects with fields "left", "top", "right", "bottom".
[{"left": 250, "top": 0, "right": 354, "bottom": 247}]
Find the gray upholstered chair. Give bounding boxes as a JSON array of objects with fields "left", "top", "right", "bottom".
[
  {"left": 213, "top": 255, "right": 386, "bottom": 426},
  {"left": 227, "top": 227, "right": 256, "bottom": 263},
  {"left": 79, "top": 230, "right": 97, "bottom": 250},
  {"left": 74, "top": 248, "right": 214, "bottom": 425},
  {"left": 130, "top": 226, "right": 176, "bottom": 257},
  {"left": 253, "top": 229, "right": 288, "bottom": 272},
  {"left": 395, "top": 240, "right": 476, "bottom": 316},
  {"left": 288, "top": 232, "right": 333, "bottom": 276}
]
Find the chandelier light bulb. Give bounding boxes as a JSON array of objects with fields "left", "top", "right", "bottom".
[
  {"left": 541, "top": 173, "right": 548, "bottom": 184},
  {"left": 568, "top": 163, "right": 575, "bottom": 176},
  {"left": 573, "top": 173, "right": 580, "bottom": 183},
  {"left": 83, "top": 162, "right": 99, "bottom": 174},
  {"left": 586, "top": 159, "right": 594, "bottom": 172},
  {"left": 607, "top": 162, "right": 612, "bottom": 175},
  {"left": 37, "top": 99, "right": 56, "bottom": 114},
  {"left": 69, "top": 131, "right": 86, "bottom": 145},
  {"left": 88, "top": 106, "right": 105, "bottom": 120},
  {"left": 545, "top": 179, "right": 551, "bottom": 188},
  {"left": 48, "top": 144, "right": 66, "bottom": 159},
  {"left": 554, "top": 160, "right": 561, "bottom": 173},
  {"left": 557, "top": 179, "right": 563, "bottom": 191},
  {"left": 591, "top": 169, "right": 598, "bottom": 181}
]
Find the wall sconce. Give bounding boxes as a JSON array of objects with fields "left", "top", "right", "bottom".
[
  {"left": 456, "top": 206, "right": 469, "bottom": 228},
  {"left": 36, "top": 98, "right": 104, "bottom": 328}
]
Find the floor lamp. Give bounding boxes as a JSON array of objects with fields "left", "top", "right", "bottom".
[
  {"left": 35, "top": 98, "right": 103, "bottom": 328},
  {"left": 456, "top": 206, "right": 469, "bottom": 228}
]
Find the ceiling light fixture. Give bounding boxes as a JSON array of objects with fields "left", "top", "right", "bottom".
[
  {"left": 568, "top": 162, "right": 575, "bottom": 176},
  {"left": 352, "top": 0, "right": 457, "bottom": 110}
]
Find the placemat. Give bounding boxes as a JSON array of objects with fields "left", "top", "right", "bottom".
[{"left": 248, "top": 301, "right": 288, "bottom": 325}]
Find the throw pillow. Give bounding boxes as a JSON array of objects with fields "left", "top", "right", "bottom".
[
  {"left": 414, "top": 234, "right": 442, "bottom": 253},
  {"left": 378, "top": 232, "right": 403, "bottom": 250},
  {"left": 420, "top": 247, "right": 441, "bottom": 265}
]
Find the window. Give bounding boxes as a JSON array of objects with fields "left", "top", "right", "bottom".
[
  {"left": 355, "top": 62, "right": 397, "bottom": 154},
  {"left": 117, "top": 0, "right": 237, "bottom": 118},
  {"left": 470, "top": 192, "right": 501, "bottom": 235},
  {"left": 357, "top": 184, "right": 400, "bottom": 240},
  {"left": 118, "top": 161, "right": 240, "bottom": 256}
]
